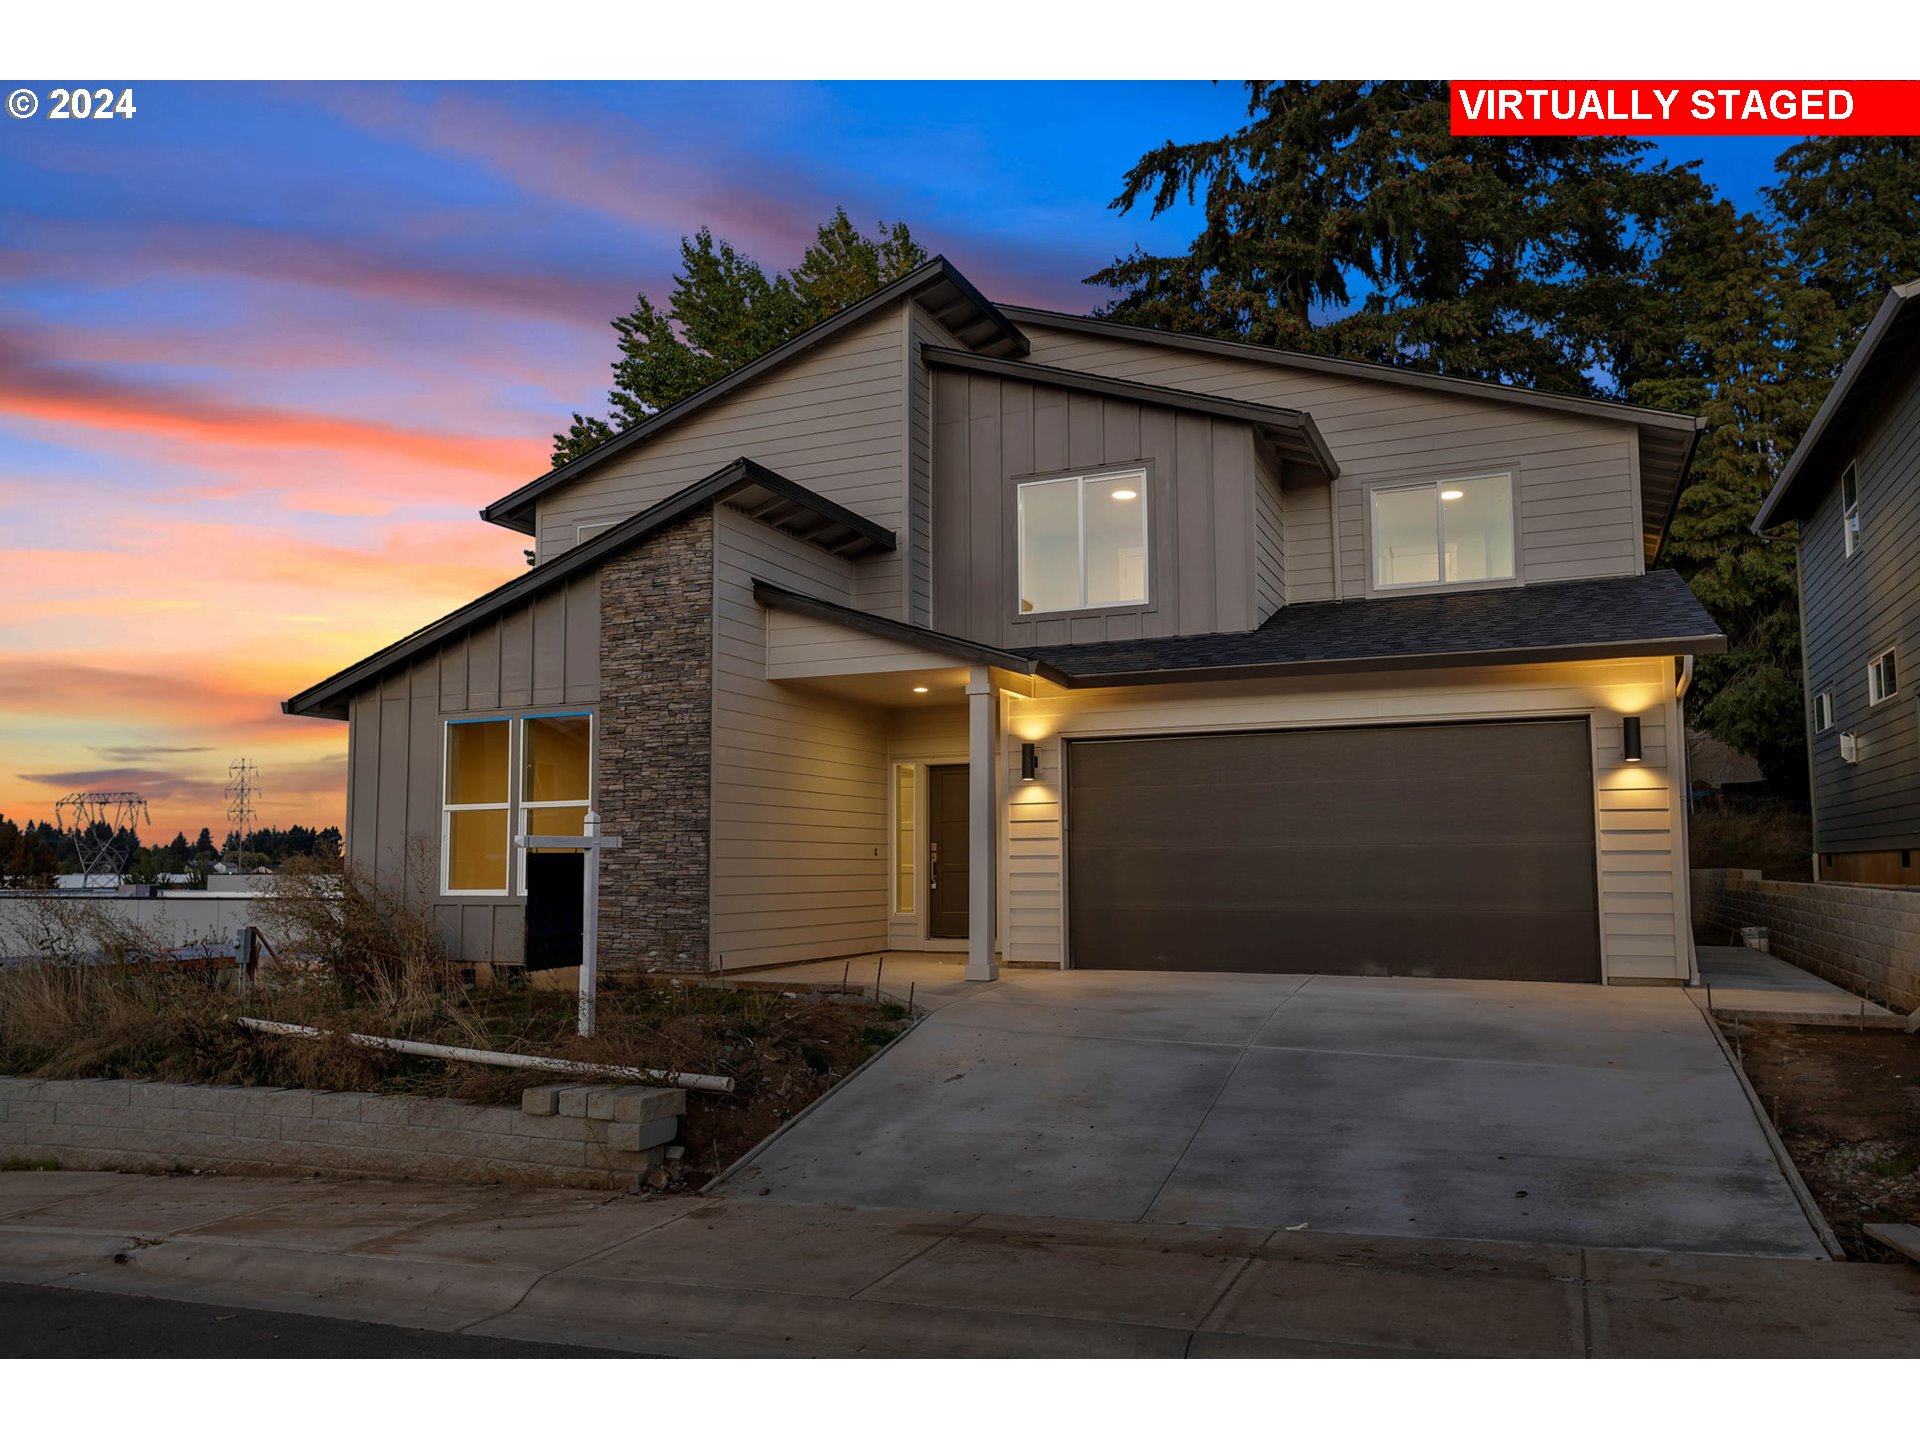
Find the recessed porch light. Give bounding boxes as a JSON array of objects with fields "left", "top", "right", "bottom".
[
  {"left": 912, "top": 686, "right": 929, "bottom": 694},
  {"left": 1441, "top": 488, "right": 1464, "bottom": 500},
  {"left": 1110, "top": 489, "right": 1138, "bottom": 500}
]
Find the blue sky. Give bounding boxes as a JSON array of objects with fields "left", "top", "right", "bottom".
[{"left": 0, "top": 80, "right": 1804, "bottom": 835}]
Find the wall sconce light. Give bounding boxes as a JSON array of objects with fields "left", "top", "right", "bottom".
[
  {"left": 1621, "top": 715, "right": 1643, "bottom": 763},
  {"left": 1020, "top": 742, "right": 1040, "bottom": 781}
]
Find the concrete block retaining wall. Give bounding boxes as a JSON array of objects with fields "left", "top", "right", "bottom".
[
  {"left": 1691, "top": 868, "right": 1920, "bottom": 1015},
  {"left": 0, "top": 1076, "right": 684, "bottom": 1190}
]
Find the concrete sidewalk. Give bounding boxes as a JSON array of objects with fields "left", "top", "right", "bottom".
[
  {"left": 3, "top": 1171, "right": 1917, "bottom": 1357},
  {"left": 1694, "top": 946, "right": 1904, "bottom": 1028}
]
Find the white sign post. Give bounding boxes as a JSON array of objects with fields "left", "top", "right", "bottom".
[{"left": 515, "top": 810, "right": 622, "bottom": 1037}]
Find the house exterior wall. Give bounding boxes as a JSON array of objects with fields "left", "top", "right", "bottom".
[
  {"left": 932, "top": 369, "right": 1258, "bottom": 648},
  {"left": 534, "top": 305, "right": 914, "bottom": 619},
  {"left": 1797, "top": 363, "right": 1920, "bottom": 858},
  {"left": 1253, "top": 446, "right": 1285, "bottom": 622},
  {"left": 708, "top": 505, "right": 890, "bottom": 971},
  {"left": 343, "top": 569, "right": 602, "bottom": 967},
  {"left": 597, "top": 511, "right": 714, "bottom": 972},
  {"left": 994, "top": 655, "right": 1693, "bottom": 982},
  {"left": 1011, "top": 320, "right": 1646, "bottom": 593}
]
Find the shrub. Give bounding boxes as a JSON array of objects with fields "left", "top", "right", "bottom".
[{"left": 1689, "top": 796, "right": 1813, "bottom": 880}]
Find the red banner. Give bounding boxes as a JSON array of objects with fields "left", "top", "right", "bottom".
[{"left": 1450, "top": 82, "right": 1920, "bottom": 135}]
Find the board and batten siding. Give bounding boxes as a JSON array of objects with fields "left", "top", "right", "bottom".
[
  {"left": 536, "top": 304, "right": 914, "bottom": 619},
  {"left": 933, "top": 369, "right": 1259, "bottom": 648},
  {"left": 1253, "top": 447, "right": 1285, "bottom": 622},
  {"left": 709, "top": 505, "right": 890, "bottom": 969},
  {"left": 998, "top": 656, "right": 1691, "bottom": 982},
  {"left": 1014, "top": 321, "right": 1645, "bottom": 594},
  {"left": 1799, "top": 362, "right": 1920, "bottom": 852},
  {"left": 344, "top": 570, "right": 601, "bottom": 967},
  {"left": 906, "top": 301, "right": 964, "bottom": 628}
]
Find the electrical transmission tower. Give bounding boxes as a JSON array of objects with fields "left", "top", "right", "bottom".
[
  {"left": 224, "top": 758, "right": 261, "bottom": 864},
  {"left": 54, "top": 792, "right": 151, "bottom": 883}
]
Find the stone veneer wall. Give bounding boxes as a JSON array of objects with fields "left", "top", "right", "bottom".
[
  {"left": 1692, "top": 868, "right": 1920, "bottom": 1014},
  {"left": 0, "top": 1077, "right": 680, "bottom": 1189},
  {"left": 596, "top": 510, "right": 713, "bottom": 972}
]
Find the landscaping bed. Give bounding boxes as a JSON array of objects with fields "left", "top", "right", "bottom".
[{"left": 1718, "top": 1017, "right": 1920, "bottom": 1261}]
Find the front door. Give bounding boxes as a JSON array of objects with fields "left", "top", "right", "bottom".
[{"left": 928, "top": 764, "right": 970, "bottom": 939}]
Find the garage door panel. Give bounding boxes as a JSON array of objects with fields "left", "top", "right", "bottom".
[{"left": 1067, "top": 720, "right": 1602, "bottom": 982}]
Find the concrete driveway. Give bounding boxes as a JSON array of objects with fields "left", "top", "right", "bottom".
[{"left": 723, "top": 971, "right": 1828, "bottom": 1258}]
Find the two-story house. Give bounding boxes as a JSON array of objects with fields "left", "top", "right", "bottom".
[
  {"left": 1755, "top": 279, "right": 1920, "bottom": 885},
  {"left": 285, "top": 257, "right": 1722, "bottom": 986}
]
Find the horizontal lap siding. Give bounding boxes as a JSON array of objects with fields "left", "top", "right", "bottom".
[
  {"left": 1800, "top": 366, "right": 1920, "bottom": 852},
  {"left": 711, "top": 507, "right": 889, "bottom": 969},
  {"left": 1016, "top": 324, "right": 1642, "bottom": 594},
  {"left": 536, "top": 306, "right": 910, "bottom": 617},
  {"left": 1000, "top": 657, "right": 1687, "bottom": 980},
  {"left": 342, "top": 577, "right": 601, "bottom": 967}
]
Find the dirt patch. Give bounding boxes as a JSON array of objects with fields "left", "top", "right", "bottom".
[{"left": 1718, "top": 1018, "right": 1920, "bottom": 1261}]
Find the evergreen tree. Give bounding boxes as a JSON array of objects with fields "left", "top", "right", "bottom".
[
  {"left": 552, "top": 209, "right": 928, "bottom": 466},
  {"left": 1626, "top": 199, "right": 1848, "bottom": 790},
  {"left": 1766, "top": 138, "right": 1920, "bottom": 330},
  {"left": 1088, "top": 81, "right": 1709, "bottom": 398}
]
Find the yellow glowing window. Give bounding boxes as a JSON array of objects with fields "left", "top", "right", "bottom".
[
  {"left": 894, "top": 764, "right": 916, "bottom": 914},
  {"left": 444, "top": 718, "right": 510, "bottom": 893},
  {"left": 520, "top": 714, "right": 592, "bottom": 889}
]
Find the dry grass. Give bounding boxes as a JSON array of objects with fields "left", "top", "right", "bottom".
[
  {"left": 1688, "top": 796, "right": 1813, "bottom": 881},
  {"left": 0, "top": 858, "right": 907, "bottom": 1183}
]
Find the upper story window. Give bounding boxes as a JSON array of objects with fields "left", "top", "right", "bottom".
[
  {"left": 1813, "top": 689, "right": 1834, "bottom": 733},
  {"left": 1370, "top": 473, "right": 1516, "bottom": 590},
  {"left": 577, "top": 521, "right": 617, "bottom": 546},
  {"left": 1841, "top": 464, "right": 1861, "bottom": 557},
  {"left": 1869, "top": 647, "right": 1898, "bottom": 706},
  {"left": 1017, "top": 470, "right": 1148, "bottom": 615}
]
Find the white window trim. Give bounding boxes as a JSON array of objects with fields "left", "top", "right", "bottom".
[
  {"left": 1015, "top": 468, "right": 1150, "bottom": 617},
  {"left": 515, "top": 711, "right": 595, "bottom": 892},
  {"left": 890, "top": 762, "right": 917, "bottom": 917},
  {"left": 1868, "top": 647, "right": 1898, "bottom": 706},
  {"left": 441, "top": 717, "right": 513, "bottom": 898},
  {"left": 1841, "top": 462, "right": 1861, "bottom": 559},
  {"left": 1368, "top": 472, "right": 1517, "bottom": 592},
  {"left": 1814, "top": 689, "right": 1834, "bottom": 733}
]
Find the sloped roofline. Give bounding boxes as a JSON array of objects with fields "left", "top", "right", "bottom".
[
  {"left": 998, "top": 304, "right": 1703, "bottom": 433},
  {"left": 480, "top": 256, "right": 1028, "bottom": 535},
  {"left": 921, "top": 347, "right": 1340, "bottom": 480},
  {"left": 286, "top": 458, "right": 894, "bottom": 720},
  {"left": 1754, "top": 278, "right": 1920, "bottom": 531}
]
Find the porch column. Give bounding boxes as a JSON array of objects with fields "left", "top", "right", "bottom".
[{"left": 966, "top": 665, "right": 1000, "bottom": 982}]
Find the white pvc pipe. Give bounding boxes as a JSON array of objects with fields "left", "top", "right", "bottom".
[{"left": 235, "top": 1016, "right": 734, "bottom": 1093}]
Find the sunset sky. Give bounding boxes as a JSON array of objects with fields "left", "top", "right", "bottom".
[{"left": 0, "top": 81, "right": 1791, "bottom": 842}]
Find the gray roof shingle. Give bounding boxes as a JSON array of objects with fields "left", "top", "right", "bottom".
[{"left": 1018, "top": 570, "right": 1724, "bottom": 683}]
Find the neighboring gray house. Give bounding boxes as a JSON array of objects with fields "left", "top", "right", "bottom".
[
  {"left": 286, "top": 257, "right": 1722, "bottom": 985},
  {"left": 1755, "top": 279, "right": 1920, "bottom": 885}
]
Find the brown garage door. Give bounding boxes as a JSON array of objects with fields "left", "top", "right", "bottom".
[{"left": 1066, "top": 719, "right": 1601, "bottom": 981}]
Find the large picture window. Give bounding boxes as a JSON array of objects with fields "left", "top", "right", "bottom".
[
  {"left": 1017, "top": 471, "right": 1148, "bottom": 614},
  {"left": 443, "top": 718, "right": 510, "bottom": 894},
  {"left": 1371, "top": 474, "right": 1515, "bottom": 589}
]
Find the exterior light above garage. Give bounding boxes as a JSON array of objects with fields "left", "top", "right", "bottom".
[
  {"left": 912, "top": 686, "right": 929, "bottom": 694},
  {"left": 1021, "top": 742, "right": 1040, "bottom": 781},
  {"left": 1622, "top": 715, "right": 1643, "bottom": 762}
]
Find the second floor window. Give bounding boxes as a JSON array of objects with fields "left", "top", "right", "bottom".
[
  {"left": 1371, "top": 473, "right": 1515, "bottom": 589},
  {"left": 1842, "top": 464, "right": 1861, "bottom": 557},
  {"left": 1017, "top": 471, "right": 1148, "bottom": 614},
  {"left": 1869, "top": 647, "right": 1898, "bottom": 706},
  {"left": 1814, "top": 690, "right": 1834, "bottom": 732}
]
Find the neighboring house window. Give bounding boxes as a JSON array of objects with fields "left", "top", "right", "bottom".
[
  {"left": 1370, "top": 474, "right": 1515, "bottom": 589},
  {"left": 1869, "top": 648, "right": 1898, "bottom": 706},
  {"left": 1016, "top": 470, "right": 1148, "bottom": 614},
  {"left": 519, "top": 713, "right": 593, "bottom": 887},
  {"left": 893, "top": 764, "right": 916, "bottom": 915},
  {"left": 577, "top": 521, "right": 617, "bottom": 546},
  {"left": 444, "top": 718, "right": 511, "bottom": 894},
  {"left": 1813, "top": 690, "right": 1834, "bottom": 733},
  {"left": 1842, "top": 464, "right": 1860, "bottom": 557}
]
